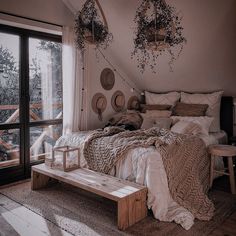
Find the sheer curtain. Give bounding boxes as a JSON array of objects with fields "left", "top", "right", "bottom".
[{"left": 62, "top": 26, "right": 83, "bottom": 134}]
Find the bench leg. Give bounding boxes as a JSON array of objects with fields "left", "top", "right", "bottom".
[
  {"left": 228, "top": 157, "right": 236, "bottom": 194},
  {"left": 31, "top": 170, "right": 52, "bottom": 190},
  {"left": 118, "top": 189, "right": 147, "bottom": 230}
]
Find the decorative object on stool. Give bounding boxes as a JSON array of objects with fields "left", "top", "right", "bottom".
[
  {"left": 132, "top": 0, "right": 186, "bottom": 73},
  {"left": 100, "top": 68, "right": 115, "bottom": 90},
  {"left": 75, "top": 0, "right": 113, "bottom": 50},
  {"left": 111, "top": 90, "right": 125, "bottom": 112},
  {"left": 91, "top": 93, "right": 107, "bottom": 121},
  {"left": 208, "top": 144, "right": 236, "bottom": 194},
  {"left": 48, "top": 146, "right": 80, "bottom": 172}
]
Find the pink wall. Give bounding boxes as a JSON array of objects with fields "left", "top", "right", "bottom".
[
  {"left": 100, "top": 0, "right": 236, "bottom": 96},
  {"left": 0, "top": 0, "right": 74, "bottom": 26}
]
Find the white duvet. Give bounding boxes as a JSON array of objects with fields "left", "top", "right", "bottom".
[{"left": 56, "top": 131, "right": 225, "bottom": 230}]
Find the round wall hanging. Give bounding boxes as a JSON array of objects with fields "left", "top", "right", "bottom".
[
  {"left": 127, "top": 96, "right": 140, "bottom": 110},
  {"left": 111, "top": 90, "right": 125, "bottom": 112},
  {"left": 100, "top": 68, "right": 115, "bottom": 90},
  {"left": 91, "top": 93, "right": 107, "bottom": 121}
]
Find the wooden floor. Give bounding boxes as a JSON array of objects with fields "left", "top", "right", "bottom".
[{"left": 0, "top": 175, "right": 236, "bottom": 236}]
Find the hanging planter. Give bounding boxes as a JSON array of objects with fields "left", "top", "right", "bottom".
[
  {"left": 75, "top": 0, "right": 113, "bottom": 50},
  {"left": 131, "top": 0, "right": 186, "bottom": 73}
]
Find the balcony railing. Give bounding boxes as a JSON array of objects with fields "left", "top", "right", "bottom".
[{"left": 0, "top": 103, "right": 62, "bottom": 168}]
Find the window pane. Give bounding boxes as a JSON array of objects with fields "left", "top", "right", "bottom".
[
  {"left": 30, "top": 124, "right": 62, "bottom": 163},
  {"left": 0, "top": 129, "right": 20, "bottom": 169},
  {"left": 29, "top": 38, "right": 62, "bottom": 121},
  {"left": 0, "top": 32, "right": 20, "bottom": 124}
]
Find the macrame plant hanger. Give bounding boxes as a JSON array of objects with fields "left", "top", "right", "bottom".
[{"left": 83, "top": 0, "right": 108, "bottom": 45}]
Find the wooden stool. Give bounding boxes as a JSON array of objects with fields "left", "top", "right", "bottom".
[{"left": 208, "top": 144, "right": 236, "bottom": 194}]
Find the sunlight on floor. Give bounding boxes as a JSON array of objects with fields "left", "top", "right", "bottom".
[{"left": 2, "top": 206, "right": 71, "bottom": 236}]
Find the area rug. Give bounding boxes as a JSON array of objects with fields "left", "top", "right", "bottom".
[{"left": 0, "top": 181, "right": 236, "bottom": 236}]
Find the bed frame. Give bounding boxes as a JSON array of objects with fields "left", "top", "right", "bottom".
[{"left": 220, "top": 96, "right": 234, "bottom": 139}]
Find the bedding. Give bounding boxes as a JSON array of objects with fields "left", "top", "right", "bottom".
[
  {"left": 105, "top": 110, "right": 143, "bottom": 130},
  {"left": 145, "top": 91, "right": 180, "bottom": 107},
  {"left": 172, "top": 102, "right": 209, "bottom": 117},
  {"left": 180, "top": 91, "right": 223, "bottom": 132},
  {"left": 171, "top": 121, "right": 203, "bottom": 135},
  {"left": 140, "top": 104, "right": 171, "bottom": 113},
  {"left": 141, "top": 117, "right": 172, "bottom": 129},
  {"left": 171, "top": 116, "right": 214, "bottom": 135},
  {"left": 55, "top": 127, "right": 224, "bottom": 230},
  {"left": 143, "top": 110, "right": 172, "bottom": 118}
]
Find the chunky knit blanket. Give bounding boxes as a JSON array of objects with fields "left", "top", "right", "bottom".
[{"left": 83, "top": 126, "right": 214, "bottom": 220}]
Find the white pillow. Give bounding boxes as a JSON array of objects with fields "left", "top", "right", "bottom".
[
  {"left": 145, "top": 91, "right": 180, "bottom": 107},
  {"left": 180, "top": 91, "right": 223, "bottom": 132},
  {"left": 171, "top": 121, "right": 202, "bottom": 135},
  {"left": 142, "top": 117, "right": 172, "bottom": 129},
  {"left": 171, "top": 116, "right": 214, "bottom": 135}
]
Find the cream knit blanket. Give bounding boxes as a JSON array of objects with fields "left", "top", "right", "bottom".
[{"left": 83, "top": 126, "right": 214, "bottom": 220}]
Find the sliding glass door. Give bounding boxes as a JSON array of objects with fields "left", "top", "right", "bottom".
[{"left": 0, "top": 25, "right": 63, "bottom": 185}]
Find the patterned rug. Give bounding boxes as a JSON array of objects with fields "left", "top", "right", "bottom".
[{"left": 0, "top": 180, "right": 236, "bottom": 236}]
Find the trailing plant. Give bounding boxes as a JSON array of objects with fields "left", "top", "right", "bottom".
[
  {"left": 75, "top": 0, "right": 113, "bottom": 51},
  {"left": 131, "top": 0, "right": 186, "bottom": 73}
]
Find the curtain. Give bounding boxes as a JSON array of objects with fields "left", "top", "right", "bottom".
[{"left": 62, "top": 26, "right": 83, "bottom": 134}]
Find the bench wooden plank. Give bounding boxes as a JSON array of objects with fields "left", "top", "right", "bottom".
[
  {"left": 32, "top": 164, "right": 146, "bottom": 201},
  {"left": 31, "top": 164, "right": 148, "bottom": 230}
]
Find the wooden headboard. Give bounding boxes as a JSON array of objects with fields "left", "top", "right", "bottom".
[{"left": 220, "top": 96, "right": 233, "bottom": 138}]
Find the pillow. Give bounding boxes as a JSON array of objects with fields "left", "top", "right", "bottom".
[
  {"left": 145, "top": 91, "right": 180, "bottom": 107},
  {"left": 140, "top": 104, "right": 171, "bottom": 113},
  {"left": 142, "top": 117, "right": 172, "bottom": 129},
  {"left": 171, "top": 116, "right": 214, "bottom": 135},
  {"left": 172, "top": 102, "right": 209, "bottom": 117},
  {"left": 171, "top": 121, "right": 202, "bottom": 135},
  {"left": 145, "top": 110, "right": 172, "bottom": 118},
  {"left": 180, "top": 91, "right": 223, "bottom": 132}
]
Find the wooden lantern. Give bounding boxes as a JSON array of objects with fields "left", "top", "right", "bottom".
[{"left": 50, "top": 146, "right": 80, "bottom": 172}]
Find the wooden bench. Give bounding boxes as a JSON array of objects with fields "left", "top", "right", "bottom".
[{"left": 31, "top": 164, "right": 148, "bottom": 230}]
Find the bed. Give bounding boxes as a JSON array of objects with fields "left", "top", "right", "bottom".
[{"left": 55, "top": 93, "right": 233, "bottom": 230}]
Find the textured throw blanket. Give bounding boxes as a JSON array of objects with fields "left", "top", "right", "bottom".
[{"left": 83, "top": 126, "right": 214, "bottom": 220}]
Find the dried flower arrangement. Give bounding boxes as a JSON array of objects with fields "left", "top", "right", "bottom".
[
  {"left": 75, "top": 0, "right": 113, "bottom": 51},
  {"left": 131, "top": 0, "right": 187, "bottom": 73}
]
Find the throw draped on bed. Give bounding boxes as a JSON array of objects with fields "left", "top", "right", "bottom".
[{"left": 82, "top": 126, "right": 214, "bottom": 221}]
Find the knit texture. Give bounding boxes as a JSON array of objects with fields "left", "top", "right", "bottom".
[{"left": 83, "top": 126, "right": 214, "bottom": 220}]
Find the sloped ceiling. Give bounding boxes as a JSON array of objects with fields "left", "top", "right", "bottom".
[{"left": 63, "top": 0, "right": 236, "bottom": 95}]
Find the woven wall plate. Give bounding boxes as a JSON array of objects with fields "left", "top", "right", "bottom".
[
  {"left": 111, "top": 90, "right": 125, "bottom": 112},
  {"left": 127, "top": 96, "right": 140, "bottom": 110},
  {"left": 91, "top": 93, "right": 107, "bottom": 114},
  {"left": 100, "top": 68, "right": 115, "bottom": 90}
]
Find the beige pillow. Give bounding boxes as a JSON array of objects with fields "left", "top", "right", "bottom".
[
  {"left": 140, "top": 104, "right": 171, "bottom": 113},
  {"left": 145, "top": 110, "right": 172, "bottom": 118},
  {"left": 172, "top": 102, "right": 209, "bottom": 117},
  {"left": 142, "top": 117, "right": 172, "bottom": 129},
  {"left": 145, "top": 91, "right": 180, "bottom": 107},
  {"left": 171, "top": 121, "right": 202, "bottom": 135},
  {"left": 180, "top": 91, "right": 223, "bottom": 132},
  {"left": 171, "top": 116, "right": 214, "bottom": 135}
]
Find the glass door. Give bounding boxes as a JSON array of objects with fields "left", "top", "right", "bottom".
[
  {"left": 0, "top": 25, "right": 63, "bottom": 185},
  {"left": 0, "top": 31, "right": 23, "bottom": 183},
  {"left": 28, "top": 37, "right": 63, "bottom": 164}
]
